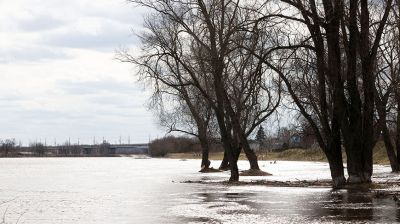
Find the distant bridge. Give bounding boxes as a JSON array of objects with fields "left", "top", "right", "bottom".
[{"left": 20, "top": 144, "right": 149, "bottom": 155}]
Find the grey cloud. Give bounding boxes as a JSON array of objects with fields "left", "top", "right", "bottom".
[
  {"left": 16, "top": 109, "right": 69, "bottom": 120},
  {"left": 58, "top": 79, "right": 147, "bottom": 112},
  {"left": 0, "top": 94, "right": 24, "bottom": 103},
  {"left": 43, "top": 21, "right": 138, "bottom": 50},
  {"left": 81, "top": 2, "right": 148, "bottom": 27},
  {"left": 58, "top": 79, "right": 142, "bottom": 95},
  {"left": 0, "top": 46, "right": 69, "bottom": 63},
  {"left": 17, "top": 15, "right": 66, "bottom": 32},
  {"left": 89, "top": 95, "right": 144, "bottom": 109}
]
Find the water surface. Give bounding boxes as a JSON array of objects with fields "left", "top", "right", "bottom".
[{"left": 0, "top": 158, "right": 398, "bottom": 223}]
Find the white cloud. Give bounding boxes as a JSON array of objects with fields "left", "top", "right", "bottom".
[{"left": 0, "top": 0, "right": 163, "bottom": 144}]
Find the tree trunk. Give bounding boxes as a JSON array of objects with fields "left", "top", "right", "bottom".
[
  {"left": 344, "top": 136, "right": 374, "bottom": 183},
  {"left": 229, "top": 161, "right": 240, "bottom": 182},
  {"left": 360, "top": 62, "right": 375, "bottom": 183},
  {"left": 326, "top": 148, "right": 346, "bottom": 188},
  {"left": 241, "top": 135, "right": 260, "bottom": 170},
  {"left": 376, "top": 102, "right": 399, "bottom": 172},
  {"left": 396, "top": 0, "right": 400, "bottom": 167},
  {"left": 219, "top": 150, "right": 230, "bottom": 170},
  {"left": 223, "top": 90, "right": 260, "bottom": 171},
  {"left": 343, "top": 123, "right": 366, "bottom": 183},
  {"left": 345, "top": 142, "right": 366, "bottom": 183},
  {"left": 382, "top": 124, "right": 399, "bottom": 172},
  {"left": 327, "top": 116, "right": 346, "bottom": 188},
  {"left": 396, "top": 96, "right": 400, "bottom": 165},
  {"left": 212, "top": 69, "right": 240, "bottom": 181},
  {"left": 198, "top": 133, "right": 211, "bottom": 170},
  {"left": 217, "top": 126, "right": 239, "bottom": 181},
  {"left": 343, "top": 128, "right": 373, "bottom": 183}
]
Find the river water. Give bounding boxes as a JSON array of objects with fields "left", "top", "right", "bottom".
[{"left": 0, "top": 157, "right": 399, "bottom": 223}]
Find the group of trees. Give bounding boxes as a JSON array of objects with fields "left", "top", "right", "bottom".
[
  {"left": 122, "top": 0, "right": 400, "bottom": 187},
  {"left": 266, "top": 0, "right": 399, "bottom": 186},
  {"left": 255, "top": 124, "right": 316, "bottom": 150},
  {"left": 0, "top": 139, "right": 17, "bottom": 156},
  {"left": 121, "top": 0, "right": 280, "bottom": 180},
  {"left": 148, "top": 136, "right": 223, "bottom": 157}
]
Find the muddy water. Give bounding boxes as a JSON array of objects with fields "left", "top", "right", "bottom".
[{"left": 0, "top": 158, "right": 398, "bottom": 223}]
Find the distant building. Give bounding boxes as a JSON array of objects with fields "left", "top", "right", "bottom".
[
  {"left": 289, "top": 134, "right": 302, "bottom": 148},
  {"left": 249, "top": 140, "right": 260, "bottom": 152}
]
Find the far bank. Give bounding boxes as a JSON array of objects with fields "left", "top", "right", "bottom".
[{"left": 166, "top": 141, "right": 391, "bottom": 165}]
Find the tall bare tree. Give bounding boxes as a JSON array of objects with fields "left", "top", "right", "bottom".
[
  {"left": 124, "top": 0, "right": 282, "bottom": 181},
  {"left": 244, "top": 0, "right": 394, "bottom": 186},
  {"left": 375, "top": 0, "right": 400, "bottom": 172}
]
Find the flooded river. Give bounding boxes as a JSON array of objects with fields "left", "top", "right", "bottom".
[{"left": 0, "top": 157, "right": 399, "bottom": 223}]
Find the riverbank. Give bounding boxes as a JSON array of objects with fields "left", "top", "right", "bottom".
[{"left": 166, "top": 141, "right": 391, "bottom": 165}]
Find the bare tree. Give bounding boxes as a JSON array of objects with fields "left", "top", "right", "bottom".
[
  {"left": 30, "top": 142, "right": 46, "bottom": 156},
  {"left": 244, "top": 0, "right": 394, "bottom": 186},
  {"left": 152, "top": 85, "right": 216, "bottom": 170},
  {"left": 375, "top": 0, "right": 400, "bottom": 172},
  {"left": 0, "top": 139, "right": 16, "bottom": 157},
  {"left": 122, "top": 0, "right": 282, "bottom": 181}
]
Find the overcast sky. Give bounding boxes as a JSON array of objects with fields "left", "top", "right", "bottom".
[{"left": 0, "top": 0, "right": 166, "bottom": 145}]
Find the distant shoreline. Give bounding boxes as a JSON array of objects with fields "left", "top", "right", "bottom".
[
  {"left": 165, "top": 143, "right": 391, "bottom": 165},
  {"left": 0, "top": 154, "right": 147, "bottom": 158},
  {"left": 0, "top": 142, "right": 391, "bottom": 166}
]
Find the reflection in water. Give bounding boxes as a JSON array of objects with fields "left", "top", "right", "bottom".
[
  {"left": 397, "top": 202, "right": 400, "bottom": 222},
  {"left": 174, "top": 187, "right": 400, "bottom": 223},
  {"left": 325, "top": 189, "right": 374, "bottom": 221}
]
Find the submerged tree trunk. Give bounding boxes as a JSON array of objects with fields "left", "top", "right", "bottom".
[
  {"left": 241, "top": 135, "right": 260, "bottom": 170},
  {"left": 396, "top": 0, "right": 400, "bottom": 169},
  {"left": 223, "top": 92, "right": 261, "bottom": 171},
  {"left": 325, "top": 149, "right": 346, "bottom": 188},
  {"left": 382, "top": 125, "right": 399, "bottom": 172},
  {"left": 213, "top": 70, "right": 240, "bottom": 181},
  {"left": 226, "top": 144, "right": 240, "bottom": 182},
  {"left": 198, "top": 133, "right": 211, "bottom": 170},
  {"left": 343, "top": 123, "right": 374, "bottom": 183},
  {"left": 219, "top": 150, "right": 230, "bottom": 170},
  {"left": 396, "top": 95, "right": 400, "bottom": 166},
  {"left": 229, "top": 160, "right": 240, "bottom": 181},
  {"left": 345, "top": 142, "right": 365, "bottom": 183},
  {"left": 327, "top": 117, "right": 346, "bottom": 188},
  {"left": 376, "top": 97, "right": 399, "bottom": 172},
  {"left": 342, "top": 121, "right": 367, "bottom": 183}
]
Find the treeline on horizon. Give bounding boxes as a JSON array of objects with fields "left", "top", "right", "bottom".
[
  {"left": 149, "top": 136, "right": 223, "bottom": 157},
  {"left": 148, "top": 123, "right": 318, "bottom": 157}
]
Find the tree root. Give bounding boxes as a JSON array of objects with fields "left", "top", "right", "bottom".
[
  {"left": 199, "top": 167, "right": 222, "bottom": 173},
  {"left": 240, "top": 169, "right": 272, "bottom": 176}
]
